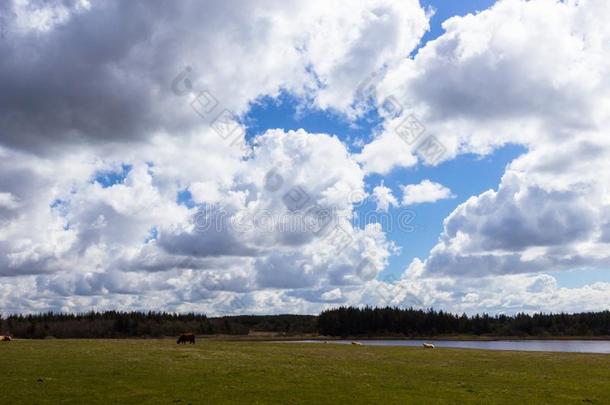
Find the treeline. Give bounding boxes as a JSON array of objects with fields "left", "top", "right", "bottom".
[
  {"left": 2, "top": 308, "right": 609, "bottom": 339},
  {"left": 0, "top": 311, "right": 316, "bottom": 339},
  {"left": 317, "top": 307, "right": 610, "bottom": 337}
]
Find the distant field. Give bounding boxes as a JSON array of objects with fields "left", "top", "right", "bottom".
[{"left": 0, "top": 339, "right": 608, "bottom": 404}]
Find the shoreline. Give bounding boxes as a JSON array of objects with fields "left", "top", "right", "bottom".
[
  {"left": 5, "top": 335, "right": 610, "bottom": 341},
  {"left": 211, "top": 334, "right": 610, "bottom": 342}
]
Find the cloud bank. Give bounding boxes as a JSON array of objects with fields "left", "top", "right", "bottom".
[{"left": 0, "top": 0, "right": 608, "bottom": 315}]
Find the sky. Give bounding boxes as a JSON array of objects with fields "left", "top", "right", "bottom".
[{"left": 0, "top": 0, "right": 609, "bottom": 316}]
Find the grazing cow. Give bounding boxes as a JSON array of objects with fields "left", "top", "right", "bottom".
[
  {"left": 351, "top": 341, "right": 362, "bottom": 346},
  {"left": 422, "top": 342, "right": 435, "bottom": 349},
  {"left": 0, "top": 335, "right": 11, "bottom": 341},
  {"left": 177, "top": 333, "right": 195, "bottom": 344}
]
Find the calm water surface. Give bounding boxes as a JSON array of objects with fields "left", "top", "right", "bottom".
[{"left": 290, "top": 339, "right": 610, "bottom": 354}]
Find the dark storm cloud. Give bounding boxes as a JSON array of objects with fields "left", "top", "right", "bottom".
[{"left": 0, "top": 0, "right": 290, "bottom": 153}]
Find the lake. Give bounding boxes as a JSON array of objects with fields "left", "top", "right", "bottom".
[{"left": 291, "top": 339, "right": 610, "bottom": 354}]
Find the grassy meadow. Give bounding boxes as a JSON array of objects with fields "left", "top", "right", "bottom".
[{"left": 0, "top": 339, "right": 608, "bottom": 404}]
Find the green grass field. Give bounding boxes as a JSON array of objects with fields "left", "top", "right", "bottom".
[{"left": 0, "top": 339, "right": 608, "bottom": 404}]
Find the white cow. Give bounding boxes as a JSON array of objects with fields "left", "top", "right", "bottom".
[
  {"left": 422, "top": 342, "right": 435, "bottom": 349},
  {"left": 0, "top": 335, "right": 11, "bottom": 342}
]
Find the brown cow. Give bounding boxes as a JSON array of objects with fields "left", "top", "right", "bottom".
[
  {"left": 177, "top": 333, "right": 195, "bottom": 344},
  {"left": 0, "top": 335, "right": 11, "bottom": 342}
]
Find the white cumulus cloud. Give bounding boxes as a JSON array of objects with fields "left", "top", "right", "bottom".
[{"left": 401, "top": 180, "right": 453, "bottom": 205}]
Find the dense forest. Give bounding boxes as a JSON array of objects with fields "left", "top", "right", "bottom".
[
  {"left": 1, "top": 307, "right": 609, "bottom": 339},
  {"left": 0, "top": 311, "right": 316, "bottom": 339},
  {"left": 318, "top": 307, "right": 610, "bottom": 337}
]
